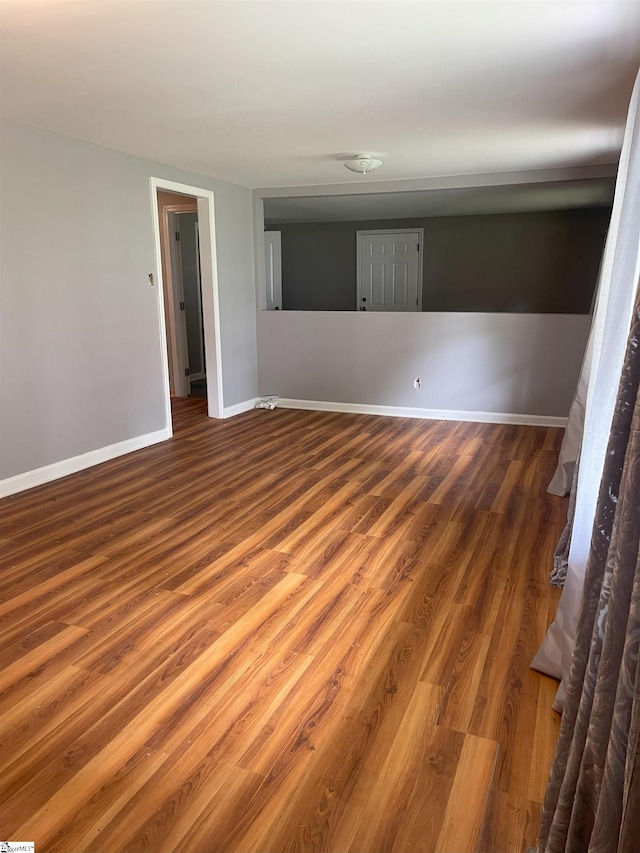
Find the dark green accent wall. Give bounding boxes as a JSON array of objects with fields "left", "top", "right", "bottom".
[{"left": 270, "top": 206, "right": 610, "bottom": 313}]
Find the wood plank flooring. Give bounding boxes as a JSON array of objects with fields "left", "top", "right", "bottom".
[{"left": 0, "top": 398, "right": 565, "bottom": 852}]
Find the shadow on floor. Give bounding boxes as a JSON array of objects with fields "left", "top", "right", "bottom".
[{"left": 189, "top": 378, "right": 207, "bottom": 399}]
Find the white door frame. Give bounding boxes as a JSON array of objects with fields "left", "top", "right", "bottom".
[
  {"left": 150, "top": 178, "right": 224, "bottom": 428},
  {"left": 356, "top": 228, "right": 424, "bottom": 311}
]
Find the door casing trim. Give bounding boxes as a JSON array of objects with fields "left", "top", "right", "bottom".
[{"left": 150, "top": 178, "right": 224, "bottom": 427}]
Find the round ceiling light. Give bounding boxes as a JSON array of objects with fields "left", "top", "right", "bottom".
[{"left": 344, "top": 154, "right": 384, "bottom": 174}]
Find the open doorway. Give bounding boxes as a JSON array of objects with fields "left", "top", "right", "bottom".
[
  {"left": 157, "top": 191, "right": 205, "bottom": 398},
  {"left": 176, "top": 211, "right": 207, "bottom": 398},
  {"left": 150, "top": 178, "right": 224, "bottom": 432}
]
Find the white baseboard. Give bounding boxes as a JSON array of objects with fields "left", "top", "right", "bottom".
[
  {"left": 0, "top": 427, "right": 171, "bottom": 498},
  {"left": 1, "top": 400, "right": 565, "bottom": 499},
  {"left": 222, "top": 398, "right": 260, "bottom": 418},
  {"left": 277, "top": 398, "right": 568, "bottom": 428}
]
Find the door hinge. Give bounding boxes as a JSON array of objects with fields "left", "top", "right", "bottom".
[
  {"left": 175, "top": 231, "right": 180, "bottom": 242},
  {"left": 416, "top": 243, "right": 420, "bottom": 251},
  {"left": 184, "top": 368, "right": 190, "bottom": 377},
  {"left": 179, "top": 301, "right": 185, "bottom": 311}
]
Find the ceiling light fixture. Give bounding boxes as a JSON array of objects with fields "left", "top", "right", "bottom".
[{"left": 344, "top": 154, "right": 383, "bottom": 174}]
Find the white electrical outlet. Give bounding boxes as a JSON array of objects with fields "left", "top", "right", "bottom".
[{"left": 413, "top": 378, "right": 421, "bottom": 389}]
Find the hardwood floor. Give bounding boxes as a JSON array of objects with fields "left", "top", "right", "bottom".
[{"left": 0, "top": 398, "right": 565, "bottom": 852}]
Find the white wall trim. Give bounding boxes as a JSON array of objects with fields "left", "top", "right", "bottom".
[
  {"left": 0, "top": 428, "right": 171, "bottom": 499},
  {"left": 277, "top": 398, "right": 568, "bottom": 428},
  {"left": 196, "top": 193, "right": 225, "bottom": 420},
  {"left": 223, "top": 398, "right": 260, "bottom": 418}
]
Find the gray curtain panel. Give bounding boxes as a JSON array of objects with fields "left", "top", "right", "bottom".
[
  {"left": 549, "top": 450, "right": 581, "bottom": 587},
  {"left": 538, "top": 290, "right": 640, "bottom": 853}
]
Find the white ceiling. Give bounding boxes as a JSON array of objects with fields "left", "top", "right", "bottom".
[{"left": 1, "top": 1, "right": 639, "bottom": 189}]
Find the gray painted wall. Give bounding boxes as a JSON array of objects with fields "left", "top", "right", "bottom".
[
  {"left": 1, "top": 120, "right": 257, "bottom": 480},
  {"left": 271, "top": 207, "right": 610, "bottom": 313},
  {"left": 257, "top": 311, "right": 591, "bottom": 417}
]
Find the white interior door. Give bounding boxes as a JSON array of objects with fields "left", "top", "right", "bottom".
[
  {"left": 264, "top": 230, "right": 282, "bottom": 310},
  {"left": 357, "top": 229, "right": 423, "bottom": 312}
]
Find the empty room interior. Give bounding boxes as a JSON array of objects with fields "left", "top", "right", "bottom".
[{"left": 1, "top": 3, "right": 640, "bottom": 852}]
